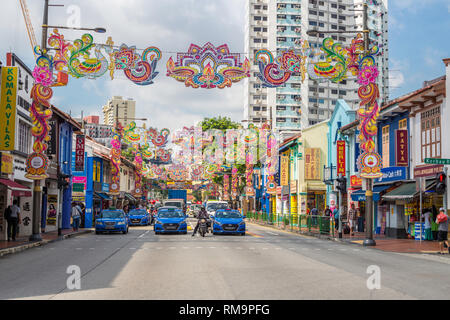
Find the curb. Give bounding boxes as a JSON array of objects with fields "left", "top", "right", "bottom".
[{"left": 0, "top": 229, "right": 93, "bottom": 258}]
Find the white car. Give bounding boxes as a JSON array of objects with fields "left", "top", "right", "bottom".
[{"left": 205, "top": 201, "right": 229, "bottom": 218}]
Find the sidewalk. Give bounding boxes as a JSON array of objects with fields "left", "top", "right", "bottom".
[
  {"left": 249, "top": 219, "right": 447, "bottom": 255},
  {"left": 0, "top": 228, "right": 93, "bottom": 257}
]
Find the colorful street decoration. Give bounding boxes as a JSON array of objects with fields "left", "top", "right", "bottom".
[
  {"left": 309, "top": 34, "right": 383, "bottom": 179},
  {"left": 223, "top": 174, "right": 230, "bottom": 201},
  {"left": 254, "top": 45, "right": 308, "bottom": 87},
  {"left": 26, "top": 29, "right": 161, "bottom": 180},
  {"left": 109, "top": 124, "right": 123, "bottom": 194},
  {"left": 166, "top": 42, "right": 250, "bottom": 89},
  {"left": 231, "top": 167, "right": 238, "bottom": 199}
]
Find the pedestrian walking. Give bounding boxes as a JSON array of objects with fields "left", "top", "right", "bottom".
[
  {"left": 4, "top": 200, "right": 21, "bottom": 241},
  {"left": 348, "top": 203, "right": 357, "bottom": 236},
  {"left": 333, "top": 206, "right": 339, "bottom": 231},
  {"left": 424, "top": 208, "right": 433, "bottom": 241},
  {"left": 436, "top": 208, "right": 449, "bottom": 254},
  {"left": 311, "top": 207, "right": 318, "bottom": 226},
  {"left": 71, "top": 202, "right": 82, "bottom": 232},
  {"left": 324, "top": 205, "right": 332, "bottom": 217}
]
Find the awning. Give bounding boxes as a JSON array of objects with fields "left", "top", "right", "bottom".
[
  {"left": 0, "top": 179, "right": 32, "bottom": 197},
  {"left": 383, "top": 180, "right": 436, "bottom": 200},
  {"left": 125, "top": 192, "right": 136, "bottom": 202},
  {"left": 350, "top": 185, "right": 391, "bottom": 202},
  {"left": 94, "top": 192, "right": 111, "bottom": 201}
]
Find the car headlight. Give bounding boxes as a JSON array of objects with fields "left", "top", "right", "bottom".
[
  {"left": 117, "top": 221, "right": 125, "bottom": 225},
  {"left": 181, "top": 219, "right": 187, "bottom": 224},
  {"left": 214, "top": 220, "right": 222, "bottom": 226},
  {"left": 239, "top": 220, "right": 245, "bottom": 225},
  {"left": 155, "top": 220, "right": 162, "bottom": 225},
  {"left": 96, "top": 221, "right": 103, "bottom": 225}
]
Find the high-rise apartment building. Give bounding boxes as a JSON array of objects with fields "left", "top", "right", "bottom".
[
  {"left": 244, "top": 0, "right": 389, "bottom": 134},
  {"left": 102, "top": 96, "right": 136, "bottom": 127}
]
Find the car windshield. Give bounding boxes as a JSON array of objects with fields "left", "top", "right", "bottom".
[
  {"left": 164, "top": 202, "right": 182, "bottom": 208},
  {"left": 158, "top": 209, "right": 184, "bottom": 218},
  {"left": 207, "top": 203, "right": 228, "bottom": 211},
  {"left": 215, "top": 211, "right": 242, "bottom": 219},
  {"left": 129, "top": 209, "right": 147, "bottom": 215},
  {"left": 100, "top": 210, "right": 124, "bottom": 219}
]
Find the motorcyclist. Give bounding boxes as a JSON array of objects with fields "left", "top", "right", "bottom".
[{"left": 192, "top": 207, "right": 209, "bottom": 237}]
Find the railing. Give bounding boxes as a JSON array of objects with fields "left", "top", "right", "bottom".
[{"left": 247, "top": 212, "right": 336, "bottom": 237}]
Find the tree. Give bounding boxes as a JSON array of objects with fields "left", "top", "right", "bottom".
[{"left": 200, "top": 116, "right": 241, "bottom": 132}]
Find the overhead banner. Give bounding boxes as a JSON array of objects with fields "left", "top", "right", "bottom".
[
  {"left": 0, "top": 67, "right": 17, "bottom": 151},
  {"left": 47, "top": 120, "right": 57, "bottom": 155},
  {"left": 337, "top": 140, "right": 346, "bottom": 175},
  {"left": 75, "top": 135, "right": 85, "bottom": 172}
]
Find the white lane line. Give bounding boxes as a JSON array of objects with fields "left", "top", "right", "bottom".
[
  {"left": 315, "top": 248, "right": 321, "bottom": 251},
  {"left": 209, "top": 246, "right": 216, "bottom": 249},
  {"left": 196, "top": 246, "right": 203, "bottom": 249},
  {"left": 249, "top": 247, "right": 255, "bottom": 250},
  {"left": 267, "top": 232, "right": 278, "bottom": 236},
  {"left": 275, "top": 247, "right": 281, "bottom": 250},
  {"left": 89, "top": 248, "right": 95, "bottom": 250}
]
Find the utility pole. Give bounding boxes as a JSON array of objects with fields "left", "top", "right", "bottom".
[
  {"left": 362, "top": 1, "right": 376, "bottom": 246},
  {"left": 30, "top": 0, "right": 49, "bottom": 241}
]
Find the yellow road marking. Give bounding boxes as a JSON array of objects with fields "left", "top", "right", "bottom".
[{"left": 246, "top": 231, "right": 262, "bottom": 238}]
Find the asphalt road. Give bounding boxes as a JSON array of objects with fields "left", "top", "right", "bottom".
[{"left": 0, "top": 218, "right": 449, "bottom": 300}]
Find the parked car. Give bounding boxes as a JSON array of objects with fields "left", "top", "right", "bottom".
[
  {"left": 128, "top": 209, "right": 151, "bottom": 226},
  {"left": 154, "top": 207, "right": 188, "bottom": 234},
  {"left": 95, "top": 209, "right": 129, "bottom": 234},
  {"left": 212, "top": 209, "right": 246, "bottom": 236}
]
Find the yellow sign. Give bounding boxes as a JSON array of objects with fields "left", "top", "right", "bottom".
[
  {"left": 280, "top": 155, "right": 289, "bottom": 186},
  {"left": 0, "top": 153, "right": 13, "bottom": 174},
  {"left": 0, "top": 67, "right": 17, "bottom": 151},
  {"left": 305, "top": 148, "right": 321, "bottom": 180}
]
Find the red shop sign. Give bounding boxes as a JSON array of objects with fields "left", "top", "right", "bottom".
[{"left": 337, "top": 140, "right": 346, "bottom": 175}]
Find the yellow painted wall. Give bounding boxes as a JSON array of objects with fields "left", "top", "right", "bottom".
[{"left": 297, "top": 121, "right": 329, "bottom": 214}]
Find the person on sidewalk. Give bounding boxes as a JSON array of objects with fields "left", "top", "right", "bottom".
[
  {"left": 71, "top": 202, "right": 82, "bottom": 232},
  {"left": 436, "top": 208, "right": 449, "bottom": 254},
  {"left": 5, "top": 200, "right": 21, "bottom": 241},
  {"left": 311, "top": 207, "right": 318, "bottom": 226},
  {"left": 333, "top": 206, "right": 339, "bottom": 231},
  {"left": 424, "top": 208, "right": 433, "bottom": 241},
  {"left": 348, "top": 203, "right": 357, "bottom": 237}
]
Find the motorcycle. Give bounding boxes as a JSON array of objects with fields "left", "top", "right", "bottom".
[{"left": 199, "top": 218, "right": 208, "bottom": 237}]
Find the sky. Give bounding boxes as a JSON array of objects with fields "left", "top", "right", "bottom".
[{"left": 1, "top": 0, "right": 449, "bottom": 132}]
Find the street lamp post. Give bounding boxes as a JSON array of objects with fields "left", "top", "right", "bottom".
[
  {"left": 307, "top": 2, "right": 377, "bottom": 246},
  {"left": 29, "top": 0, "right": 107, "bottom": 241}
]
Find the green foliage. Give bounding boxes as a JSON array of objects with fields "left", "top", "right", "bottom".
[{"left": 200, "top": 116, "right": 241, "bottom": 132}]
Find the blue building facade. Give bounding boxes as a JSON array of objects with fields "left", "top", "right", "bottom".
[{"left": 326, "top": 100, "right": 356, "bottom": 208}]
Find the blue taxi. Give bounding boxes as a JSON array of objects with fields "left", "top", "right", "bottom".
[
  {"left": 128, "top": 209, "right": 151, "bottom": 226},
  {"left": 154, "top": 207, "right": 188, "bottom": 234},
  {"left": 95, "top": 209, "right": 129, "bottom": 234},
  {"left": 212, "top": 209, "right": 246, "bottom": 235}
]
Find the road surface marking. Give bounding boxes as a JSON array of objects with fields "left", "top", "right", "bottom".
[
  {"left": 138, "top": 231, "right": 149, "bottom": 238},
  {"left": 246, "top": 231, "right": 262, "bottom": 238},
  {"left": 267, "top": 232, "right": 278, "bottom": 236}
]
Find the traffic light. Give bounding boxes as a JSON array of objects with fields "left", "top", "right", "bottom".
[
  {"left": 58, "top": 174, "right": 70, "bottom": 189},
  {"left": 336, "top": 176, "right": 347, "bottom": 193},
  {"left": 436, "top": 172, "right": 447, "bottom": 195}
]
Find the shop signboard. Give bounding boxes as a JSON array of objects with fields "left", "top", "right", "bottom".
[
  {"left": 0, "top": 67, "right": 17, "bottom": 151},
  {"left": 413, "top": 164, "right": 444, "bottom": 178},
  {"left": 280, "top": 155, "right": 289, "bottom": 186},
  {"left": 337, "top": 140, "right": 346, "bottom": 175},
  {"left": 396, "top": 130, "right": 408, "bottom": 166},
  {"left": 375, "top": 167, "right": 407, "bottom": 184},
  {"left": 305, "top": 148, "right": 321, "bottom": 180},
  {"left": 102, "top": 183, "right": 109, "bottom": 193},
  {"left": 47, "top": 120, "right": 57, "bottom": 156},
  {"left": 0, "top": 152, "right": 13, "bottom": 174},
  {"left": 75, "top": 135, "right": 85, "bottom": 172},
  {"left": 46, "top": 194, "right": 58, "bottom": 226},
  {"left": 290, "top": 180, "right": 297, "bottom": 194},
  {"left": 350, "top": 175, "right": 362, "bottom": 187},
  {"left": 72, "top": 176, "right": 86, "bottom": 197}
]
